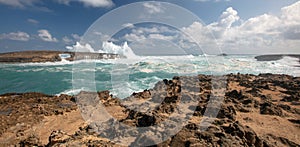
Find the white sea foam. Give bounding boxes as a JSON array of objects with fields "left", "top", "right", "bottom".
[
  {"left": 17, "top": 59, "right": 73, "bottom": 67},
  {"left": 57, "top": 88, "right": 84, "bottom": 96},
  {"left": 66, "top": 42, "right": 96, "bottom": 53},
  {"left": 102, "top": 41, "right": 138, "bottom": 59}
]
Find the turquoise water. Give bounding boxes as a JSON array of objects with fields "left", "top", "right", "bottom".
[
  {"left": 0, "top": 55, "right": 299, "bottom": 97},
  {"left": 0, "top": 64, "right": 72, "bottom": 95}
]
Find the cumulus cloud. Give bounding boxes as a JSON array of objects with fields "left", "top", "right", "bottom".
[
  {"left": 281, "top": 1, "right": 300, "bottom": 26},
  {"left": 38, "top": 29, "right": 58, "bottom": 42},
  {"left": 61, "top": 1, "right": 299, "bottom": 54},
  {"left": 62, "top": 36, "right": 73, "bottom": 44},
  {"left": 180, "top": 1, "right": 300, "bottom": 54},
  {"left": 0, "top": 31, "right": 30, "bottom": 41},
  {"left": 113, "top": 24, "right": 202, "bottom": 55},
  {"left": 71, "top": 33, "right": 81, "bottom": 40},
  {"left": 62, "top": 33, "right": 81, "bottom": 44},
  {"left": 121, "top": 25, "right": 179, "bottom": 42},
  {"left": 143, "top": 2, "right": 164, "bottom": 14},
  {"left": 123, "top": 33, "right": 146, "bottom": 42},
  {"left": 182, "top": 22, "right": 212, "bottom": 43},
  {"left": 218, "top": 7, "right": 239, "bottom": 29},
  {"left": 56, "top": 0, "right": 114, "bottom": 8}
]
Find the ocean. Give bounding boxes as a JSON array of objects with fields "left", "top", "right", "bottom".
[{"left": 1, "top": 54, "right": 300, "bottom": 98}]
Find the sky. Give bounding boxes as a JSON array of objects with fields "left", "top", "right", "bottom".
[{"left": 0, "top": 0, "right": 299, "bottom": 54}]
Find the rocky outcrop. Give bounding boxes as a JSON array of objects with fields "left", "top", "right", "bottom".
[
  {"left": 255, "top": 54, "right": 300, "bottom": 63},
  {"left": 0, "top": 74, "right": 299, "bottom": 146},
  {"left": 0, "top": 50, "right": 121, "bottom": 63}
]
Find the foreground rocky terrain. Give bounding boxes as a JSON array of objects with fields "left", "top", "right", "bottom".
[
  {"left": 0, "top": 74, "right": 299, "bottom": 146},
  {"left": 0, "top": 50, "right": 120, "bottom": 63}
]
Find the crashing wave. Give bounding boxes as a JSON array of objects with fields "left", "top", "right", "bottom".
[{"left": 66, "top": 41, "right": 137, "bottom": 59}]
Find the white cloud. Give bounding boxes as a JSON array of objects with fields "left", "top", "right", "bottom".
[
  {"left": 239, "top": 14, "right": 281, "bottom": 34},
  {"left": 143, "top": 2, "right": 164, "bottom": 14},
  {"left": 118, "top": 24, "right": 200, "bottom": 55},
  {"left": 62, "top": 33, "right": 81, "bottom": 44},
  {"left": 71, "top": 33, "right": 81, "bottom": 40},
  {"left": 38, "top": 29, "right": 58, "bottom": 42},
  {"left": 56, "top": 0, "right": 114, "bottom": 8},
  {"left": 92, "top": 31, "right": 111, "bottom": 42},
  {"left": 0, "top": 0, "right": 38, "bottom": 8},
  {"left": 281, "top": 1, "right": 300, "bottom": 26},
  {"left": 218, "top": 7, "right": 239, "bottom": 29},
  {"left": 180, "top": 1, "right": 300, "bottom": 54},
  {"left": 0, "top": 31, "right": 30, "bottom": 41},
  {"left": 122, "top": 23, "right": 135, "bottom": 28},
  {"left": 27, "top": 18, "right": 39, "bottom": 24},
  {"left": 0, "top": 0, "right": 52, "bottom": 12},
  {"left": 123, "top": 33, "right": 146, "bottom": 42},
  {"left": 148, "top": 34, "right": 174, "bottom": 41},
  {"left": 181, "top": 21, "right": 212, "bottom": 43},
  {"left": 79, "top": 0, "right": 113, "bottom": 7},
  {"left": 122, "top": 25, "right": 179, "bottom": 42},
  {"left": 62, "top": 36, "right": 73, "bottom": 44}
]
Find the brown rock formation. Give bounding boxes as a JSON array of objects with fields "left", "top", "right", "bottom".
[
  {"left": 0, "top": 50, "right": 121, "bottom": 63},
  {"left": 0, "top": 74, "right": 299, "bottom": 146}
]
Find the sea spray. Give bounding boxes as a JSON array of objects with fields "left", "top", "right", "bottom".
[
  {"left": 67, "top": 41, "right": 138, "bottom": 59},
  {"left": 102, "top": 41, "right": 138, "bottom": 59}
]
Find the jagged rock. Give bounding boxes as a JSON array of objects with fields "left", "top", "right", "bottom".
[
  {"left": 281, "top": 96, "right": 300, "bottom": 102},
  {"left": 260, "top": 102, "right": 283, "bottom": 116},
  {"left": 217, "top": 105, "right": 236, "bottom": 120},
  {"left": 226, "top": 90, "right": 244, "bottom": 100},
  {"left": 132, "top": 89, "right": 151, "bottom": 99},
  {"left": 137, "top": 114, "right": 156, "bottom": 127},
  {"left": 47, "top": 130, "right": 71, "bottom": 146},
  {"left": 19, "top": 135, "right": 41, "bottom": 146}
]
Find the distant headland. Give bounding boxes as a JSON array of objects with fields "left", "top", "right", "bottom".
[
  {"left": 0, "top": 50, "right": 121, "bottom": 63},
  {"left": 1, "top": 51, "right": 300, "bottom": 64},
  {"left": 255, "top": 54, "right": 300, "bottom": 62}
]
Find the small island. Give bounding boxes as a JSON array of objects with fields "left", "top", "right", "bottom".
[{"left": 255, "top": 54, "right": 300, "bottom": 62}]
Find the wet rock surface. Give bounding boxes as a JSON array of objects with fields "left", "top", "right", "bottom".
[{"left": 0, "top": 74, "right": 299, "bottom": 146}]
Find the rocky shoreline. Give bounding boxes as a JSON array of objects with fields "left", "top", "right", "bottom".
[
  {"left": 0, "top": 51, "right": 121, "bottom": 63},
  {"left": 0, "top": 73, "right": 299, "bottom": 146},
  {"left": 1, "top": 51, "right": 300, "bottom": 64}
]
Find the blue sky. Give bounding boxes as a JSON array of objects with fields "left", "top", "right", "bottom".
[{"left": 0, "top": 0, "right": 299, "bottom": 54}]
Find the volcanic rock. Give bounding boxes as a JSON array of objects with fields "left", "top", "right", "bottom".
[{"left": 0, "top": 74, "right": 299, "bottom": 146}]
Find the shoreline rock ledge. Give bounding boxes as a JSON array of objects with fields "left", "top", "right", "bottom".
[
  {"left": 0, "top": 50, "right": 121, "bottom": 63},
  {"left": 0, "top": 74, "right": 299, "bottom": 146}
]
